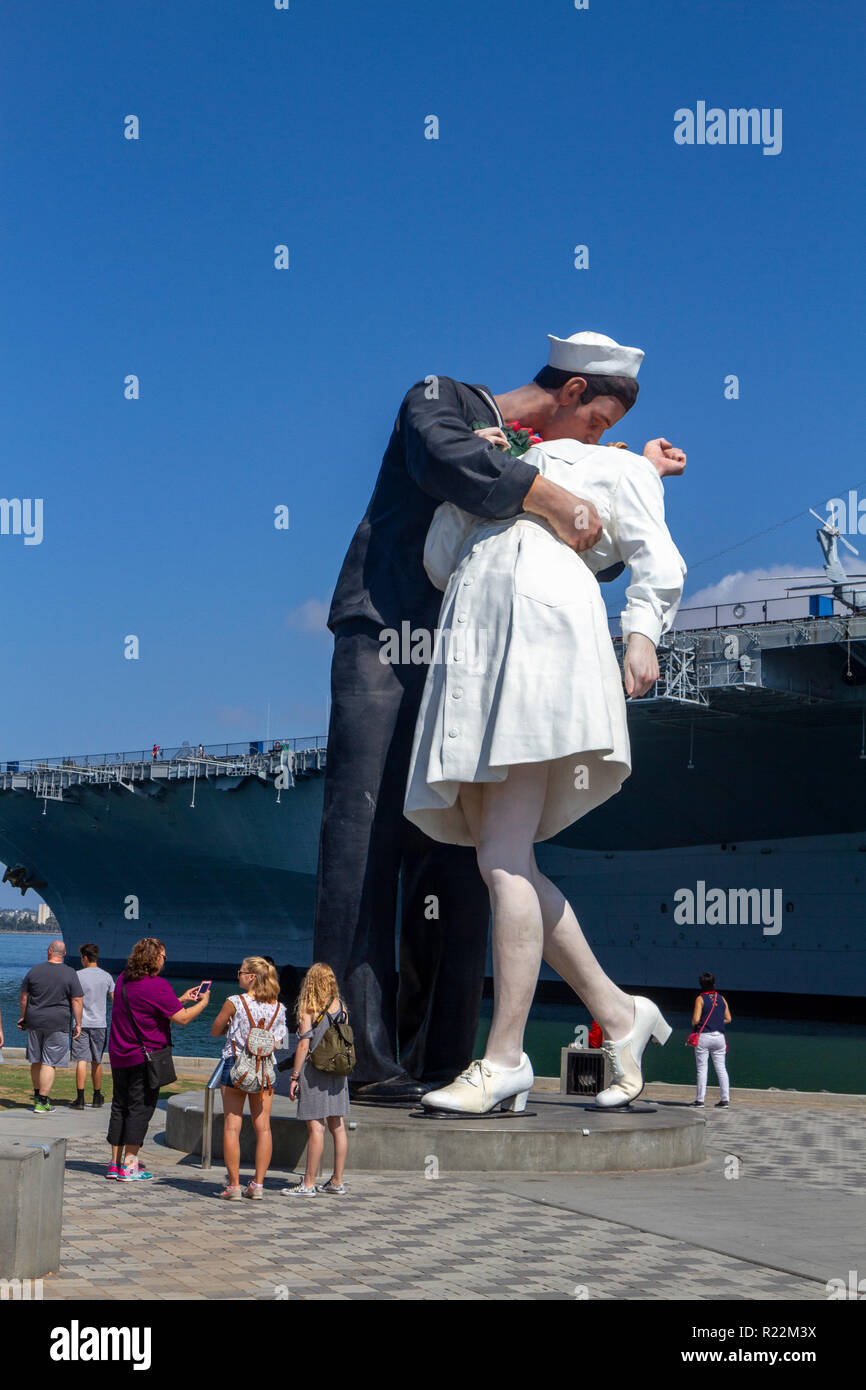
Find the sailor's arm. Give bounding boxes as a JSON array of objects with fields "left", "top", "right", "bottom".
[{"left": 403, "top": 380, "right": 601, "bottom": 552}]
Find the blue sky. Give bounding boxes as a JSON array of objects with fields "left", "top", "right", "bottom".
[{"left": 1, "top": 0, "right": 864, "bottom": 901}]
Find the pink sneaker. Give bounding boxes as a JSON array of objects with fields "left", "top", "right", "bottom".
[{"left": 117, "top": 1162, "right": 153, "bottom": 1181}]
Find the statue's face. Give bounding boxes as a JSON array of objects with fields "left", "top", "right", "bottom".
[{"left": 543, "top": 388, "right": 627, "bottom": 446}]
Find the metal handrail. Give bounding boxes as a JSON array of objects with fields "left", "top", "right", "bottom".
[
  {"left": 199, "top": 1059, "right": 226, "bottom": 1171},
  {"left": 1, "top": 735, "right": 328, "bottom": 775},
  {"left": 606, "top": 594, "right": 833, "bottom": 637}
]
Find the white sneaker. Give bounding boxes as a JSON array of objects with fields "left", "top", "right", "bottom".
[
  {"left": 421, "top": 1054, "right": 534, "bottom": 1116},
  {"left": 595, "top": 996, "right": 673, "bottom": 1108}
]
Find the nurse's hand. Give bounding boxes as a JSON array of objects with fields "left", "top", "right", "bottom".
[
  {"left": 524, "top": 476, "right": 602, "bottom": 552},
  {"left": 624, "top": 634, "right": 659, "bottom": 697},
  {"left": 643, "top": 438, "right": 686, "bottom": 477},
  {"left": 475, "top": 426, "right": 510, "bottom": 450}
]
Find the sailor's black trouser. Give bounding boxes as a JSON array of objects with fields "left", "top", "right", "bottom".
[{"left": 313, "top": 619, "right": 490, "bottom": 1085}]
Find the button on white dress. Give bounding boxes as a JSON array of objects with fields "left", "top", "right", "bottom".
[{"left": 402, "top": 440, "right": 686, "bottom": 846}]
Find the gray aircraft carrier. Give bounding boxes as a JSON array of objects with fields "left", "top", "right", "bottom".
[{"left": 2, "top": 526, "right": 864, "bottom": 1004}]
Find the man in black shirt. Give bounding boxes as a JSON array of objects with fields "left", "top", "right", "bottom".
[
  {"left": 316, "top": 335, "right": 685, "bottom": 1099},
  {"left": 20, "top": 938, "right": 84, "bottom": 1112}
]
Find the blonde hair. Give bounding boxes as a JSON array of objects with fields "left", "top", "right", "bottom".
[
  {"left": 295, "top": 962, "right": 339, "bottom": 1025},
  {"left": 240, "top": 956, "right": 280, "bottom": 1004}
]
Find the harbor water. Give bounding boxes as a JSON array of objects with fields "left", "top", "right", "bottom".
[{"left": 2, "top": 934, "right": 863, "bottom": 1093}]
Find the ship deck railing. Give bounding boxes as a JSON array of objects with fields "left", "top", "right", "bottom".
[
  {"left": 608, "top": 595, "right": 866, "bottom": 638},
  {"left": 1, "top": 736, "right": 327, "bottom": 777}
]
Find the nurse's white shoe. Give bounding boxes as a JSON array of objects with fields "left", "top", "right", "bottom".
[
  {"left": 421, "top": 1054, "right": 534, "bottom": 1115},
  {"left": 595, "top": 996, "right": 673, "bottom": 1108}
]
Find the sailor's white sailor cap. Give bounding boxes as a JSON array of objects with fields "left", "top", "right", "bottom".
[{"left": 547, "top": 331, "right": 644, "bottom": 378}]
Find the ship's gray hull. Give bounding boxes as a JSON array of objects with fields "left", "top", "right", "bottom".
[
  {"left": 0, "top": 759, "right": 863, "bottom": 997},
  {"left": 2, "top": 605, "right": 866, "bottom": 998},
  {"left": 0, "top": 771, "right": 323, "bottom": 973}
]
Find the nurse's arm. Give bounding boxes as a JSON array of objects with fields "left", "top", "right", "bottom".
[{"left": 614, "top": 466, "right": 687, "bottom": 652}]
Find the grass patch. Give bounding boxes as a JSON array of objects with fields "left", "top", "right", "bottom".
[{"left": 0, "top": 1063, "right": 206, "bottom": 1109}]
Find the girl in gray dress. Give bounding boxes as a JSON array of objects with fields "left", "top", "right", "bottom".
[{"left": 282, "top": 963, "right": 349, "bottom": 1197}]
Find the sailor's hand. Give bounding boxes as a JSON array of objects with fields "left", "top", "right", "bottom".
[
  {"left": 524, "top": 477, "right": 603, "bottom": 553},
  {"left": 624, "top": 633, "right": 659, "bottom": 697},
  {"left": 475, "top": 426, "right": 510, "bottom": 450},
  {"left": 643, "top": 438, "right": 686, "bottom": 478}
]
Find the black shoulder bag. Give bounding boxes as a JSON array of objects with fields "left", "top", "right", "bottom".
[{"left": 120, "top": 977, "right": 177, "bottom": 1088}]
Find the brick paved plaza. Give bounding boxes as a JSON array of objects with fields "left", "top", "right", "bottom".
[{"left": 4, "top": 1083, "right": 862, "bottom": 1302}]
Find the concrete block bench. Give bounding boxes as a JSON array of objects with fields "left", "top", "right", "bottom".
[{"left": 0, "top": 1136, "right": 65, "bottom": 1279}]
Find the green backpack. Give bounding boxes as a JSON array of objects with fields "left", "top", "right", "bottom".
[{"left": 308, "top": 1001, "right": 356, "bottom": 1077}]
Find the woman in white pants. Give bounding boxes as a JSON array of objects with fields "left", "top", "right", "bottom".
[{"left": 691, "top": 972, "right": 732, "bottom": 1107}]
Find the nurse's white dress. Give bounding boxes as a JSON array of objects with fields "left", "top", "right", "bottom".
[{"left": 402, "top": 439, "right": 687, "bottom": 846}]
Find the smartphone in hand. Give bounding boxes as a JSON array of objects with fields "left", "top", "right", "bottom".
[{"left": 191, "top": 980, "right": 212, "bottom": 1000}]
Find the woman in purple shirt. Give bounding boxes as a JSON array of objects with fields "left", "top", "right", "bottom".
[{"left": 106, "top": 937, "right": 210, "bottom": 1181}]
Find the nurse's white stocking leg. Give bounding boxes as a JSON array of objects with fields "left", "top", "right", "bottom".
[
  {"left": 460, "top": 764, "right": 548, "bottom": 1070},
  {"left": 530, "top": 851, "right": 634, "bottom": 1042}
]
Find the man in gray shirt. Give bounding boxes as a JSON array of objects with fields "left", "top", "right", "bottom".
[
  {"left": 70, "top": 942, "right": 114, "bottom": 1109},
  {"left": 19, "top": 939, "right": 83, "bottom": 1113}
]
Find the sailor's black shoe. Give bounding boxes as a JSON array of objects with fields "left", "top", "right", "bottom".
[{"left": 350, "top": 1076, "right": 433, "bottom": 1104}]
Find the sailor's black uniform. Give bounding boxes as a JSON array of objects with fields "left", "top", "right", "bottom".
[{"left": 315, "top": 377, "right": 538, "bottom": 1086}]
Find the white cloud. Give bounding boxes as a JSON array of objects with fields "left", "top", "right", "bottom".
[
  {"left": 685, "top": 565, "right": 830, "bottom": 608},
  {"left": 285, "top": 599, "right": 330, "bottom": 634}
]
